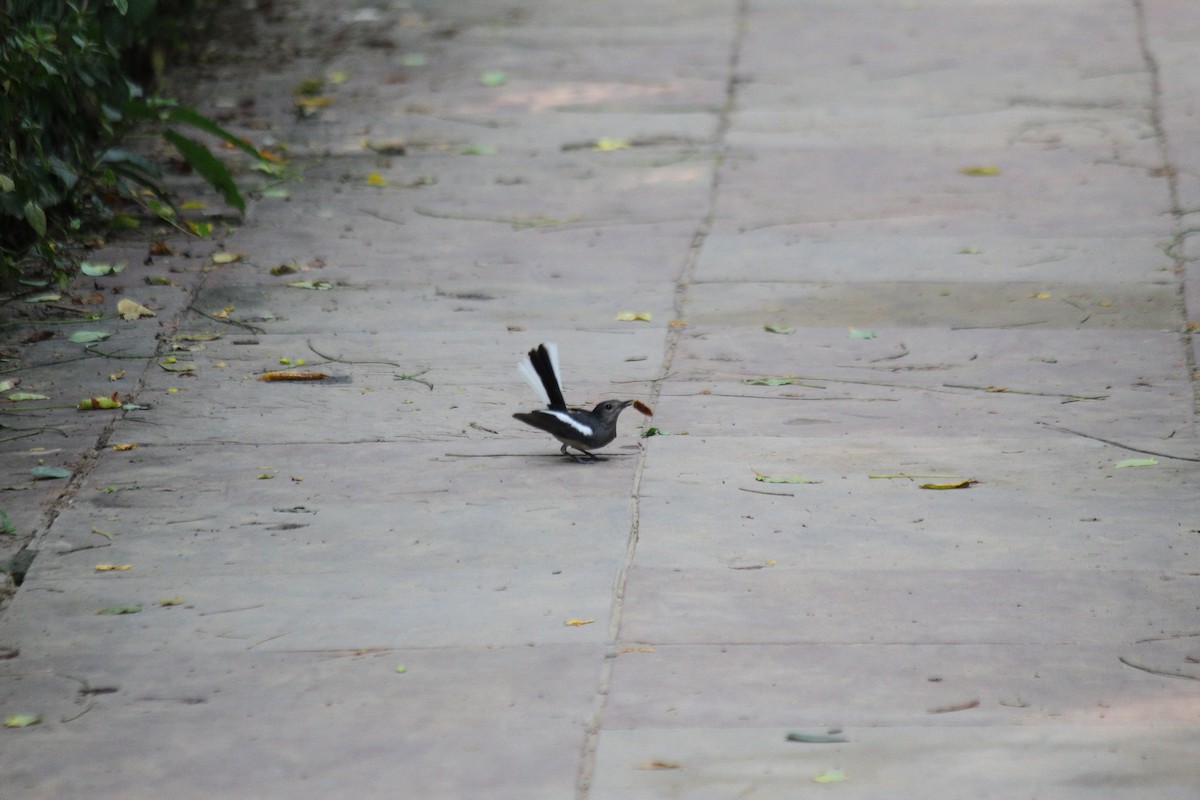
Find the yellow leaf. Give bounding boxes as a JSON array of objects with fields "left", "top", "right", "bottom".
[
  {"left": 257, "top": 473, "right": 274, "bottom": 480},
  {"left": 179, "top": 200, "right": 207, "bottom": 210},
  {"left": 94, "top": 564, "right": 132, "bottom": 571},
  {"left": 328, "top": 70, "right": 349, "bottom": 84},
  {"left": 159, "top": 597, "right": 185, "bottom": 607},
  {"left": 919, "top": 479, "right": 978, "bottom": 490},
  {"left": 211, "top": 251, "right": 244, "bottom": 264},
  {"left": 959, "top": 165, "right": 1001, "bottom": 176},
  {"left": 669, "top": 319, "right": 688, "bottom": 327},
  {"left": 109, "top": 370, "right": 126, "bottom": 381},
  {"left": 167, "top": 387, "right": 180, "bottom": 394},
  {"left": 1029, "top": 291, "right": 1052, "bottom": 299},
  {"left": 296, "top": 95, "right": 332, "bottom": 110},
  {"left": 616, "top": 311, "right": 652, "bottom": 322},
  {"left": 366, "top": 171, "right": 388, "bottom": 187},
  {"left": 4, "top": 714, "right": 40, "bottom": 728},
  {"left": 594, "top": 137, "right": 632, "bottom": 152},
  {"left": 564, "top": 618, "right": 595, "bottom": 627},
  {"left": 117, "top": 298, "right": 155, "bottom": 321},
  {"left": 111, "top": 443, "right": 137, "bottom": 451},
  {"left": 812, "top": 771, "right": 848, "bottom": 783}
]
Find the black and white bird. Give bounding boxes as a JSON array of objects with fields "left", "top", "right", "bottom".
[{"left": 513, "top": 342, "right": 650, "bottom": 459}]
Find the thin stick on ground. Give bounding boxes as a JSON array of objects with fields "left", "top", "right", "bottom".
[{"left": 1038, "top": 422, "right": 1200, "bottom": 463}]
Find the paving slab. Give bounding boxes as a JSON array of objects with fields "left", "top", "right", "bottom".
[{"left": 2, "top": 0, "right": 1198, "bottom": 797}]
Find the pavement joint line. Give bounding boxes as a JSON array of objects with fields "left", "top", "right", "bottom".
[{"left": 572, "top": 3, "right": 752, "bottom": 798}]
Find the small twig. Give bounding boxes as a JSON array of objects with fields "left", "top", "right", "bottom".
[
  {"left": 1118, "top": 656, "right": 1200, "bottom": 681},
  {"left": 198, "top": 603, "right": 264, "bottom": 617},
  {"left": 394, "top": 370, "right": 433, "bottom": 390},
  {"left": 945, "top": 383, "right": 1107, "bottom": 401},
  {"left": 738, "top": 487, "right": 794, "bottom": 497},
  {"left": 60, "top": 696, "right": 95, "bottom": 724},
  {"left": 1135, "top": 631, "right": 1200, "bottom": 644},
  {"left": 870, "top": 344, "right": 910, "bottom": 362},
  {"left": 59, "top": 541, "right": 111, "bottom": 555},
  {"left": 305, "top": 339, "right": 403, "bottom": 367},
  {"left": 1038, "top": 422, "right": 1200, "bottom": 463},
  {"left": 247, "top": 632, "right": 290, "bottom": 650},
  {"left": 186, "top": 304, "right": 265, "bottom": 334},
  {"left": 83, "top": 343, "right": 158, "bottom": 359},
  {"left": 470, "top": 422, "right": 499, "bottom": 434}
]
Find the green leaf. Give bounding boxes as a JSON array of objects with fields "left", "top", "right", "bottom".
[
  {"left": 1114, "top": 458, "right": 1157, "bottom": 469},
  {"left": 0, "top": 174, "right": 14, "bottom": 192},
  {"left": 3, "top": 714, "right": 41, "bottom": 728},
  {"left": 744, "top": 376, "right": 795, "bottom": 386},
  {"left": 848, "top": 328, "right": 877, "bottom": 339},
  {"left": 31, "top": 466, "right": 71, "bottom": 480},
  {"left": 763, "top": 323, "right": 795, "bottom": 334},
  {"left": 23, "top": 200, "right": 46, "bottom": 236},
  {"left": 480, "top": 70, "right": 508, "bottom": 87},
  {"left": 161, "top": 106, "right": 263, "bottom": 162},
  {"left": 162, "top": 130, "right": 246, "bottom": 214},
  {"left": 23, "top": 293, "right": 61, "bottom": 303},
  {"left": 6, "top": 392, "right": 49, "bottom": 402},
  {"left": 812, "top": 770, "right": 847, "bottom": 784},
  {"left": 80, "top": 262, "right": 124, "bottom": 277}
]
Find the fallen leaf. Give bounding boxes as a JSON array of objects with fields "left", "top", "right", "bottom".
[
  {"left": 764, "top": 323, "right": 795, "bottom": 334},
  {"left": 7, "top": 392, "right": 49, "bottom": 402},
  {"left": 928, "top": 699, "right": 980, "bottom": 714},
  {"left": 753, "top": 470, "right": 821, "bottom": 485},
  {"left": 117, "top": 298, "right": 155, "bottom": 321},
  {"left": 848, "top": 328, "right": 877, "bottom": 339},
  {"left": 179, "top": 200, "right": 207, "bottom": 210},
  {"left": 111, "top": 443, "right": 137, "bottom": 451},
  {"left": 616, "top": 311, "right": 652, "bottom": 322},
  {"left": 959, "top": 165, "right": 1001, "bottom": 176},
  {"left": 366, "top": 171, "right": 388, "bottom": 187},
  {"left": 564, "top": 618, "right": 595, "bottom": 627},
  {"left": 78, "top": 393, "right": 122, "bottom": 410},
  {"left": 109, "top": 370, "right": 126, "bottom": 381},
  {"left": 593, "top": 137, "right": 631, "bottom": 152},
  {"left": 144, "top": 275, "right": 173, "bottom": 285},
  {"left": 159, "top": 597, "right": 185, "bottom": 607},
  {"left": 149, "top": 241, "right": 174, "bottom": 256},
  {"left": 158, "top": 358, "right": 196, "bottom": 372},
  {"left": 328, "top": 70, "right": 349, "bottom": 84},
  {"left": 395, "top": 664, "right": 407, "bottom": 674},
  {"left": 94, "top": 564, "right": 132, "bottom": 572},
  {"left": 80, "top": 262, "right": 124, "bottom": 277},
  {"left": 173, "top": 331, "right": 222, "bottom": 342},
  {"left": 3, "top": 714, "right": 41, "bottom": 728},
  {"left": 211, "top": 251, "right": 244, "bottom": 264},
  {"left": 68, "top": 330, "right": 112, "bottom": 344},
  {"left": 1114, "top": 458, "right": 1157, "bottom": 468},
  {"left": 96, "top": 605, "right": 142, "bottom": 615},
  {"left": 669, "top": 319, "right": 688, "bottom": 327},
  {"left": 919, "top": 479, "right": 978, "bottom": 490},
  {"left": 1029, "top": 291, "right": 1052, "bottom": 299},
  {"left": 745, "top": 376, "right": 795, "bottom": 386},
  {"left": 635, "top": 761, "right": 681, "bottom": 771},
  {"left": 480, "top": 70, "right": 508, "bottom": 87},
  {"left": 0, "top": 380, "right": 14, "bottom": 392},
  {"left": 20, "top": 330, "right": 53, "bottom": 344},
  {"left": 258, "top": 370, "right": 330, "bottom": 381},
  {"left": 786, "top": 731, "right": 849, "bottom": 744},
  {"left": 30, "top": 466, "right": 71, "bottom": 480},
  {"left": 24, "top": 292, "right": 61, "bottom": 303},
  {"left": 187, "top": 221, "right": 213, "bottom": 237},
  {"left": 812, "top": 771, "right": 848, "bottom": 783},
  {"left": 271, "top": 263, "right": 297, "bottom": 275}
]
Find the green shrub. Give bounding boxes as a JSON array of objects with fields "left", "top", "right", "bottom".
[{"left": 0, "top": 0, "right": 256, "bottom": 287}]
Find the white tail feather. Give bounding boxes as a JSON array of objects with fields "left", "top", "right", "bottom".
[
  {"left": 516, "top": 341, "right": 563, "bottom": 407},
  {"left": 517, "top": 355, "right": 550, "bottom": 405}
]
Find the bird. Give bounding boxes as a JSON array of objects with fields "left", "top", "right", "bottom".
[{"left": 513, "top": 342, "right": 650, "bottom": 460}]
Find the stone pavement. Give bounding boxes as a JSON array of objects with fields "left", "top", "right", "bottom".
[{"left": 3, "top": 0, "right": 1200, "bottom": 796}]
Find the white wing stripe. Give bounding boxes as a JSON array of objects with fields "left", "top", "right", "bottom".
[{"left": 542, "top": 409, "right": 592, "bottom": 437}]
